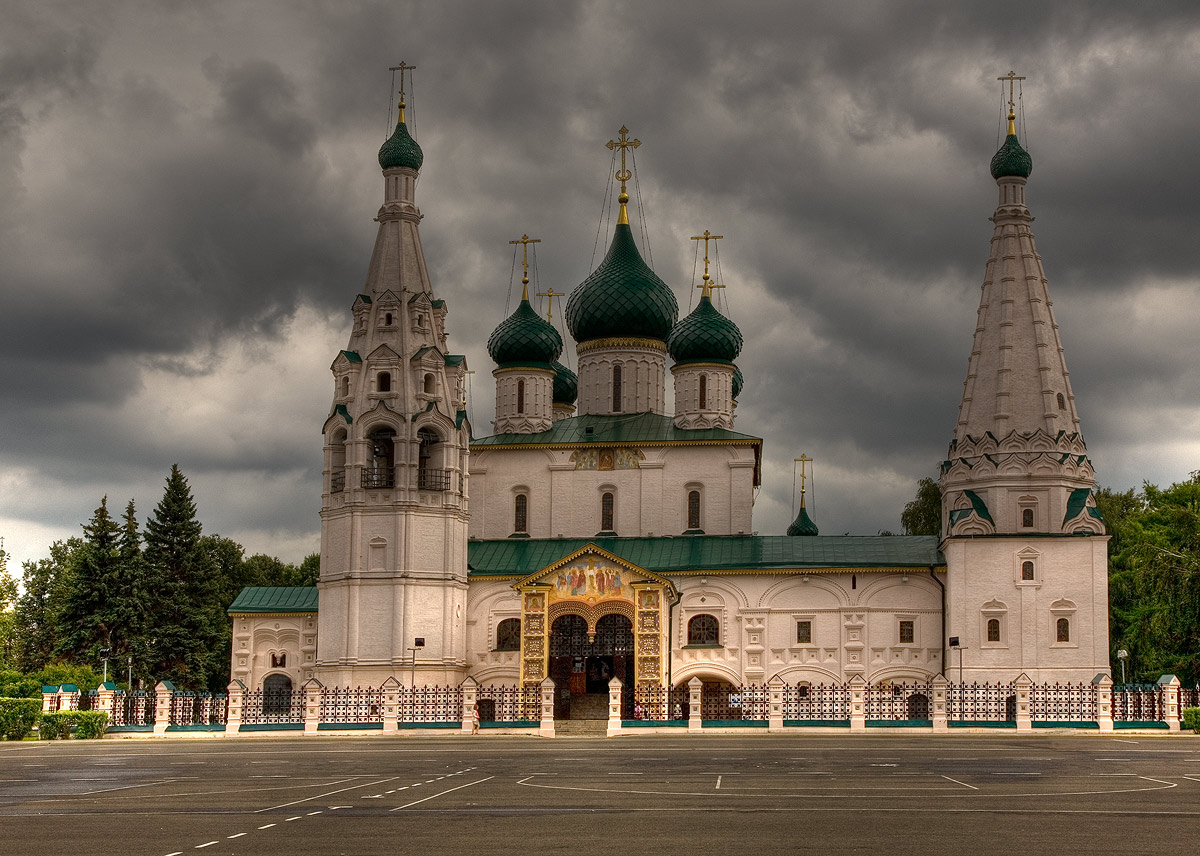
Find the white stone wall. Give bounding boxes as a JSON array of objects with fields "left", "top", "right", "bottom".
[
  {"left": 229, "top": 613, "right": 317, "bottom": 690},
  {"left": 492, "top": 367, "right": 554, "bottom": 434},
  {"left": 469, "top": 443, "right": 756, "bottom": 539},
  {"left": 671, "top": 363, "right": 735, "bottom": 430},
  {"left": 576, "top": 341, "right": 667, "bottom": 415}
]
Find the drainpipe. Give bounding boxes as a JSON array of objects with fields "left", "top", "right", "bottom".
[
  {"left": 930, "top": 565, "right": 946, "bottom": 677},
  {"left": 666, "top": 585, "right": 682, "bottom": 695}
]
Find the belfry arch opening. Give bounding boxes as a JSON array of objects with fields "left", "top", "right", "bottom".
[
  {"left": 364, "top": 427, "right": 396, "bottom": 488},
  {"left": 548, "top": 612, "right": 633, "bottom": 720}
]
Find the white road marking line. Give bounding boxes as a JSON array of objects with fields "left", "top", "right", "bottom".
[
  {"left": 164, "top": 852, "right": 183, "bottom": 856},
  {"left": 942, "top": 776, "right": 979, "bottom": 790},
  {"left": 716, "top": 776, "right": 722, "bottom": 790},
  {"left": 227, "top": 833, "right": 246, "bottom": 839},
  {"left": 1138, "top": 777, "right": 1178, "bottom": 788},
  {"left": 1097, "top": 758, "right": 1132, "bottom": 761},
  {"left": 285, "top": 816, "right": 302, "bottom": 822},
  {"left": 258, "top": 824, "right": 276, "bottom": 830},
  {"left": 390, "top": 776, "right": 494, "bottom": 812},
  {"left": 255, "top": 776, "right": 399, "bottom": 813},
  {"left": 195, "top": 843, "right": 218, "bottom": 849},
  {"left": 1183, "top": 776, "right": 1200, "bottom": 783},
  {"left": 994, "top": 772, "right": 1042, "bottom": 775},
  {"left": 306, "top": 810, "right": 323, "bottom": 815},
  {"left": 1113, "top": 739, "right": 1139, "bottom": 744}
]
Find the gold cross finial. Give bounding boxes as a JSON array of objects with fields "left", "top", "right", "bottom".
[
  {"left": 536, "top": 287, "right": 565, "bottom": 321},
  {"left": 390, "top": 61, "right": 416, "bottom": 123},
  {"left": 606, "top": 125, "right": 641, "bottom": 225},
  {"left": 690, "top": 230, "right": 724, "bottom": 298},
  {"left": 509, "top": 234, "right": 541, "bottom": 301},
  {"left": 794, "top": 455, "right": 813, "bottom": 506},
  {"left": 998, "top": 70, "right": 1025, "bottom": 134}
]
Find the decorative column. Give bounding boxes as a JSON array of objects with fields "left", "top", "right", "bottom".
[
  {"left": 1014, "top": 673, "right": 1032, "bottom": 732},
  {"left": 96, "top": 683, "right": 116, "bottom": 726},
  {"left": 1093, "top": 673, "right": 1114, "bottom": 732},
  {"left": 687, "top": 677, "right": 702, "bottom": 733},
  {"left": 767, "top": 675, "right": 785, "bottom": 733},
  {"left": 539, "top": 677, "right": 556, "bottom": 738},
  {"left": 41, "top": 686, "right": 57, "bottom": 713},
  {"left": 302, "top": 677, "right": 324, "bottom": 735},
  {"left": 460, "top": 676, "right": 479, "bottom": 735},
  {"left": 225, "top": 680, "right": 245, "bottom": 736},
  {"left": 382, "top": 676, "right": 401, "bottom": 734},
  {"left": 931, "top": 675, "right": 949, "bottom": 732},
  {"left": 152, "top": 681, "right": 174, "bottom": 735},
  {"left": 1159, "top": 674, "right": 1182, "bottom": 732},
  {"left": 849, "top": 675, "right": 866, "bottom": 731},
  {"left": 607, "top": 677, "right": 624, "bottom": 738}
]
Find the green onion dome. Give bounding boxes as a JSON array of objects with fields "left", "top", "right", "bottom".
[
  {"left": 378, "top": 118, "right": 424, "bottom": 171},
  {"left": 487, "top": 298, "right": 563, "bottom": 369},
  {"left": 990, "top": 130, "right": 1032, "bottom": 180},
  {"left": 551, "top": 360, "right": 578, "bottom": 405},
  {"left": 732, "top": 366, "right": 744, "bottom": 400},
  {"left": 566, "top": 223, "right": 678, "bottom": 343},
  {"left": 786, "top": 504, "right": 819, "bottom": 536},
  {"left": 666, "top": 295, "right": 743, "bottom": 365}
]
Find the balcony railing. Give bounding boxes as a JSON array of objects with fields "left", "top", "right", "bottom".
[
  {"left": 330, "top": 472, "right": 345, "bottom": 493},
  {"left": 418, "top": 467, "right": 453, "bottom": 491},
  {"left": 362, "top": 469, "right": 395, "bottom": 489}
]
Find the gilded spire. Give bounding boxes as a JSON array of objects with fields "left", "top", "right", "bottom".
[
  {"left": 509, "top": 234, "right": 541, "bottom": 301},
  {"left": 606, "top": 125, "right": 641, "bottom": 225},
  {"left": 689, "top": 230, "right": 724, "bottom": 299}
]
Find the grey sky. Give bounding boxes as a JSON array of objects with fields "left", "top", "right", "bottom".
[{"left": 3, "top": 1, "right": 1199, "bottom": 571}]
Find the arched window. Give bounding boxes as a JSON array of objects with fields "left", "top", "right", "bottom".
[
  {"left": 364, "top": 427, "right": 396, "bottom": 488},
  {"left": 517, "top": 379, "right": 525, "bottom": 414},
  {"left": 687, "top": 614, "right": 720, "bottom": 646},
  {"left": 1057, "top": 392, "right": 1066, "bottom": 410},
  {"left": 698, "top": 374, "right": 707, "bottom": 410},
  {"left": 687, "top": 490, "right": 701, "bottom": 531},
  {"left": 270, "top": 652, "right": 287, "bottom": 668},
  {"left": 384, "top": 312, "right": 393, "bottom": 326},
  {"left": 513, "top": 494, "right": 528, "bottom": 534},
  {"left": 612, "top": 365, "right": 622, "bottom": 412},
  {"left": 1022, "top": 560, "right": 1035, "bottom": 581},
  {"left": 330, "top": 428, "right": 347, "bottom": 493},
  {"left": 987, "top": 619, "right": 1001, "bottom": 642},
  {"left": 1022, "top": 508, "right": 1034, "bottom": 527},
  {"left": 339, "top": 376, "right": 349, "bottom": 398},
  {"left": 600, "top": 491, "right": 615, "bottom": 533},
  {"left": 418, "top": 428, "right": 448, "bottom": 490},
  {"left": 378, "top": 372, "right": 391, "bottom": 393},
  {"left": 1056, "top": 618, "right": 1070, "bottom": 643},
  {"left": 424, "top": 373, "right": 435, "bottom": 395},
  {"left": 496, "top": 618, "right": 521, "bottom": 651}
]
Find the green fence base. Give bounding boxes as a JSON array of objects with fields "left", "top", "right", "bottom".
[
  {"left": 784, "top": 719, "right": 851, "bottom": 727},
  {"left": 239, "top": 722, "right": 304, "bottom": 732},
  {"left": 948, "top": 720, "right": 1016, "bottom": 728},
  {"left": 622, "top": 720, "right": 688, "bottom": 727},
  {"left": 316, "top": 722, "right": 382, "bottom": 731},
  {"left": 1031, "top": 721, "right": 1099, "bottom": 729},
  {"left": 1115, "top": 720, "right": 1169, "bottom": 729},
  {"left": 867, "top": 719, "right": 933, "bottom": 728},
  {"left": 702, "top": 719, "right": 768, "bottom": 728}
]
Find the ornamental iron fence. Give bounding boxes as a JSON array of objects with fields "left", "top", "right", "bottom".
[
  {"left": 241, "top": 687, "right": 306, "bottom": 724},
  {"left": 1113, "top": 686, "right": 1164, "bottom": 722},
  {"left": 783, "top": 683, "right": 852, "bottom": 721},
  {"left": 632, "top": 684, "right": 690, "bottom": 721},
  {"left": 109, "top": 691, "right": 155, "bottom": 726},
  {"left": 169, "top": 691, "right": 228, "bottom": 726},
  {"left": 947, "top": 681, "right": 1016, "bottom": 722},
  {"left": 476, "top": 684, "right": 540, "bottom": 722},
  {"left": 865, "top": 682, "right": 934, "bottom": 721},
  {"left": 1029, "top": 682, "right": 1097, "bottom": 722},
  {"left": 319, "top": 686, "right": 384, "bottom": 723}
]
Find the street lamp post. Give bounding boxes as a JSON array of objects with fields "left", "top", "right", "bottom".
[
  {"left": 99, "top": 647, "right": 111, "bottom": 684},
  {"left": 408, "top": 638, "right": 425, "bottom": 721},
  {"left": 1117, "top": 649, "right": 1129, "bottom": 686}
]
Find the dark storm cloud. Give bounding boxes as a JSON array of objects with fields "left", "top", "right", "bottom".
[{"left": 2, "top": 0, "right": 1199, "bottom": 566}]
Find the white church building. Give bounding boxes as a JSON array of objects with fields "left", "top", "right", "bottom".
[{"left": 228, "top": 88, "right": 1111, "bottom": 719}]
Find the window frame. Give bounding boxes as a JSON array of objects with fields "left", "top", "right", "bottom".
[
  {"left": 686, "top": 614, "right": 721, "bottom": 647},
  {"left": 495, "top": 618, "right": 521, "bottom": 652}
]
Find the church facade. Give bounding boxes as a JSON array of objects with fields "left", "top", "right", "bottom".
[{"left": 228, "top": 90, "right": 1111, "bottom": 716}]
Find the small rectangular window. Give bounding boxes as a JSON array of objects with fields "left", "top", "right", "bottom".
[
  {"left": 899, "top": 620, "right": 914, "bottom": 644},
  {"left": 796, "top": 621, "right": 812, "bottom": 644}
]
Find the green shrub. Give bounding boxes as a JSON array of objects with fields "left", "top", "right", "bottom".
[
  {"left": 0, "top": 698, "right": 42, "bottom": 740},
  {"left": 1183, "top": 707, "right": 1200, "bottom": 733},
  {"left": 38, "top": 710, "right": 109, "bottom": 740}
]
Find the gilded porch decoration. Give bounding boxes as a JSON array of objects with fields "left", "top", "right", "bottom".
[{"left": 521, "top": 590, "right": 548, "bottom": 684}]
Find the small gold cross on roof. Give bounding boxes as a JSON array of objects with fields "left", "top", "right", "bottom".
[
  {"left": 508, "top": 234, "right": 541, "bottom": 300},
  {"left": 794, "top": 455, "right": 813, "bottom": 502},
  {"left": 536, "top": 288, "right": 565, "bottom": 322},
  {"left": 389, "top": 61, "right": 416, "bottom": 121},
  {"left": 690, "top": 230, "right": 724, "bottom": 298}
]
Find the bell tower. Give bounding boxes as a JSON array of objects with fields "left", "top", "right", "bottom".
[
  {"left": 940, "top": 74, "right": 1109, "bottom": 682},
  {"left": 317, "top": 67, "right": 471, "bottom": 687}
]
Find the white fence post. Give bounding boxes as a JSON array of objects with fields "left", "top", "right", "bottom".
[
  {"left": 1159, "top": 674, "right": 1181, "bottom": 732},
  {"left": 1014, "top": 673, "right": 1032, "bottom": 732},
  {"left": 152, "top": 681, "right": 174, "bottom": 735},
  {"left": 382, "top": 676, "right": 401, "bottom": 734},
  {"left": 1093, "top": 673, "right": 1114, "bottom": 732},
  {"left": 606, "top": 677, "right": 623, "bottom": 738},
  {"left": 460, "top": 676, "right": 479, "bottom": 735},
  {"left": 849, "top": 675, "right": 866, "bottom": 731},
  {"left": 225, "top": 680, "right": 245, "bottom": 736},
  {"left": 768, "top": 674, "right": 785, "bottom": 733},
  {"left": 539, "top": 678, "right": 556, "bottom": 738},
  {"left": 302, "top": 678, "right": 324, "bottom": 735},
  {"left": 687, "top": 677, "right": 703, "bottom": 734},
  {"left": 931, "top": 675, "right": 949, "bottom": 732}
]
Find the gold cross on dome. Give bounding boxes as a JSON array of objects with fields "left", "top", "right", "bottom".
[
  {"left": 389, "top": 61, "right": 416, "bottom": 122},
  {"left": 606, "top": 126, "right": 641, "bottom": 224},
  {"left": 536, "top": 287, "right": 565, "bottom": 321},
  {"left": 794, "top": 455, "right": 813, "bottom": 504},
  {"left": 690, "top": 230, "right": 724, "bottom": 298},
  {"left": 998, "top": 69, "right": 1025, "bottom": 114},
  {"left": 508, "top": 234, "right": 541, "bottom": 300}
]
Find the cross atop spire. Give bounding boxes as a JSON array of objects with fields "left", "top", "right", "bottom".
[
  {"left": 390, "top": 61, "right": 416, "bottom": 123},
  {"left": 998, "top": 69, "right": 1025, "bottom": 134},
  {"left": 794, "top": 455, "right": 813, "bottom": 507},
  {"left": 606, "top": 125, "right": 641, "bottom": 225},
  {"left": 536, "top": 287, "right": 565, "bottom": 322},
  {"left": 690, "top": 230, "right": 724, "bottom": 298},
  {"left": 509, "top": 234, "right": 540, "bottom": 300}
]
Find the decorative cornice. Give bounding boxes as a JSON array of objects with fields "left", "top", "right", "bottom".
[{"left": 576, "top": 337, "right": 666, "bottom": 355}]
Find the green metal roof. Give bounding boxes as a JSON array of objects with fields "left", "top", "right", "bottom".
[
  {"left": 566, "top": 223, "right": 678, "bottom": 343},
  {"left": 949, "top": 489, "right": 994, "bottom": 526},
  {"left": 487, "top": 298, "right": 563, "bottom": 368},
  {"left": 340, "top": 350, "right": 362, "bottom": 363},
  {"left": 468, "top": 535, "right": 944, "bottom": 577},
  {"left": 551, "top": 359, "right": 578, "bottom": 405},
  {"left": 378, "top": 119, "right": 424, "bottom": 171},
  {"left": 732, "top": 366, "right": 744, "bottom": 399},
  {"left": 990, "top": 132, "right": 1032, "bottom": 179},
  {"left": 472, "top": 411, "right": 761, "bottom": 448},
  {"left": 786, "top": 505, "right": 819, "bottom": 536},
  {"left": 667, "top": 295, "right": 742, "bottom": 365},
  {"left": 228, "top": 586, "right": 318, "bottom": 614},
  {"left": 444, "top": 354, "right": 465, "bottom": 366},
  {"left": 1064, "top": 487, "right": 1105, "bottom": 529}
]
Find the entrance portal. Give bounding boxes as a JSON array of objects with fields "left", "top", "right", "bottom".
[{"left": 548, "top": 613, "right": 633, "bottom": 719}]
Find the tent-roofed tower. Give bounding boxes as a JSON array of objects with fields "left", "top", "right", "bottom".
[
  {"left": 316, "top": 70, "right": 471, "bottom": 688},
  {"left": 939, "top": 74, "right": 1108, "bottom": 682}
]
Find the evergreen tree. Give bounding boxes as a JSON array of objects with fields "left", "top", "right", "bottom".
[
  {"left": 56, "top": 497, "right": 122, "bottom": 664},
  {"left": 12, "top": 539, "right": 81, "bottom": 671},
  {"left": 0, "top": 539, "right": 16, "bottom": 668},
  {"left": 142, "top": 465, "right": 221, "bottom": 689},
  {"left": 901, "top": 476, "right": 942, "bottom": 536},
  {"left": 109, "top": 500, "right": 147, "bottom": 683}
]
